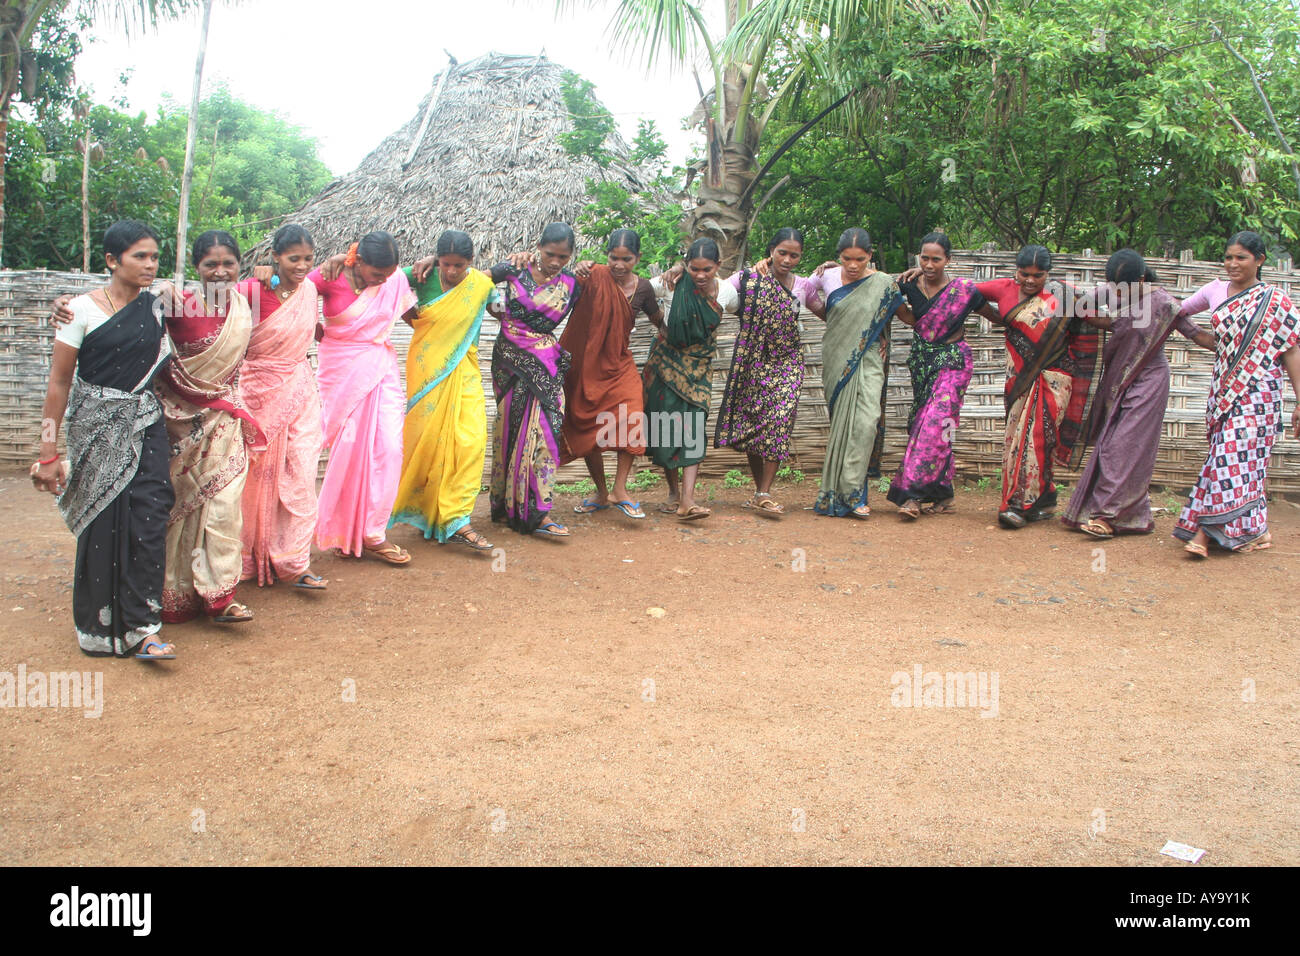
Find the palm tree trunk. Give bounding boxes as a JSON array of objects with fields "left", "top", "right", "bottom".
[{"left": 175, "top": 0, "right": 215, "bottom": 284}]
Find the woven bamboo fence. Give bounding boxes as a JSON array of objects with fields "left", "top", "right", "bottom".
[{"left": 5, "top": 247, "right": 1298, "bottom": 494}]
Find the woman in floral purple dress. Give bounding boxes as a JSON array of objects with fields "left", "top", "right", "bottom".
[{"left": 714, "top": 228, "right": 817, "bottom": 516}]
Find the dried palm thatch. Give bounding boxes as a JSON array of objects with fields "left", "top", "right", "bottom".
[{"left": 246, "top": 52, "right": 648, "bottom": 265}]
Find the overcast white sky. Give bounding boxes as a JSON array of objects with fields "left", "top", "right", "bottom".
[{"left": 73, "top": 0, "right": 716, "bottom": 176}]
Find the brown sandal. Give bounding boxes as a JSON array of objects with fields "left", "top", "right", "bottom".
[
  {"left": 1238, "top": 532, "right": 1272, "bottom": 553},
  {"left": 898, "top": 500, "right": 921, "bottom": 519},
  {"left": 743, "top": 494, "right": 784, "bottom": 517},
  {"left": 364, "top": 542, "right": 412, "bottom": 565}
]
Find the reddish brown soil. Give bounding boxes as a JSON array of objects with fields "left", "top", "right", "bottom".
[{"left": 1, "top": 468, "right": 1296, "bottom": 865}]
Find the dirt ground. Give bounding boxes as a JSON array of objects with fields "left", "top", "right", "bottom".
[{"left": 0, "top": 466, "right": 1296, "bottom": 866}]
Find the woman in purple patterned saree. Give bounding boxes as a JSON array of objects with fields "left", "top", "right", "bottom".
[
  {"left": 1061, "top": 250, "right": 1214, "bottom": 537},
  {"left": 488, "top": 223, "right": 582, "bottom": 538}
]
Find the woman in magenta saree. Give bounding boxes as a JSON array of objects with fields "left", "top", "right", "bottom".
[
  {"left": 311, "top": 231, "right": 417, "bottom": 564},
  {"left": 887, "top": 233, "right": 985, "bottom": 516},
  {"left": 1174, "top": 232, "right": 1300, "bottom": 556},
  {"left": 238, "top": 224, "right": 327, "bottom": 587},
  {"left": 487, "top": 223, "right": 581, "bottom": 538}
]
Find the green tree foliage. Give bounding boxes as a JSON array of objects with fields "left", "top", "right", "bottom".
[
  {"left": 558, "top": 70, "right": 616, "bottom": 168},
  {"left": 4, "top": 86, "right": 331, "bottom": 270},
  {"left": 753, "top": 0, "right": 1300, "bottom": 268},
  {"left": 563, "top": 85, "right": 685, "bottom": 270}
]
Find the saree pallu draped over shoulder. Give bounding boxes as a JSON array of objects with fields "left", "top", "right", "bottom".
[
  {"left": 59, "top": 293, "right": 173, "bottom": 655},
  {"left": 714, "top": 269, "right": 804, "bottom": 460},
  {"left": 239, "top": 281, "right": 324, "bottom": 583},
  {"left": 999, "top": 286, "right": 1101, "bottom": 515},
  {"left": 1175, "top": 283, "right": 1300, "bottom": 549},
  {"left": 392, "top": 268, "right": 495, "bottom": 541},
  {"left": 887, "top": 277, "right": 981, "bottom": 508},
  {"left": 1062, "top": 287, "right": 1181, "bottom": 533},
  {"left": 315, "top": 270, "right": 415, "bottom": 555},
  {"left": 814, "top": 272, "right": 900, "bottom": 515},
  {"left": 559, "top": 264, "right": 643, "bottom": 459},
  {"left": 643, "top": 280, "right": 723, "bottom": 469},
  {"left": 490, "top": 268, "right": 577, "bottom": 533},
  {"left": 159, "top": 290, "right": 262, "bottom": 622}
]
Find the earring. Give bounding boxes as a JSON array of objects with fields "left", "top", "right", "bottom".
[{"left": 270, "top": 261, "right": 280, "bottom": 290}]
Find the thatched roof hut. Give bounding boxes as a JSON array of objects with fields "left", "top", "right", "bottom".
[{"left": 247, "top": 52, "right": 649, "bottom": 265}]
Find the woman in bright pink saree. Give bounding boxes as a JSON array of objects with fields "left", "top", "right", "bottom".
[
  {"left": 310, "top": 231, "right": 417, "bottom": 565},
  {"left": 238, "top": 224, "right": 327, "bottom": 588}
]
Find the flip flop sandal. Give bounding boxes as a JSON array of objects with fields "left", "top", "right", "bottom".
[
  {"left": 213, "top": 602, "right": 254, "bottom": 623},
  {"left": 534, "top": 521, "right": 571, "bottom": 538},
  {"left": 452, "top": 528, "right": 494, "bottom": 552},
  {"left": 849, "top": 505, "right": 872, "bottom": 520},
  {"left": 364, "top": 543, "right": 411, "bottom": 565},
  {"left": 1183, "top": 541, "right": 1209, "bottom": 559},
  {"left": 294, "top": 572, "right": 328, "bottom": 590},
  {"left": 898, "top": 501, "right": 921, "bottom": 519},
  {"left": 658, "top": 500, "right": 680, "bottom": 514},
  {"left": 743, "top": 495, "right": 784, "bottom": 517},
  {"left": 134, "top": 640, "right": 176, "bottom": 661},
  {"left": 573, "top": 498, "right": 610, "bottom": 514},
  {"left": 678, "top": 505, "right": 711, "bottom": 521},
  {"left": 612, "top": 500, "right": 645, "bottom": 519},
  {"left": 923, "top": 499, "right": 956, "bottom": 515},
  {"left": 1238, "top": 533, "right": 1272, "bottom": 553},
  {"left": 1081, "top": 519, "right": 1114, "bottom": 539}
]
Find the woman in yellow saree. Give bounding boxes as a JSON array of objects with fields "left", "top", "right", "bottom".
[{"left": 390, "top": 230, "right": 498, "bottom": 551}]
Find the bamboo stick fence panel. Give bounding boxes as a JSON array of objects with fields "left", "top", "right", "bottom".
[{"left": 5, "top": 248, "right": 1297, "bottom": 494}]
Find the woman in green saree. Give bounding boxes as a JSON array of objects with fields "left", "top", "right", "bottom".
[
  {"left": 811, "top": 229, "right": 902, "bottom": 517},
  {"left": 643, "top": 238, "right": 738, "bottom": 520}
]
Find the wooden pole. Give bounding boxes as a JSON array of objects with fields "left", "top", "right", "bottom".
[{"left": 175, "top": 0, "right": 215, "bottom": 285}]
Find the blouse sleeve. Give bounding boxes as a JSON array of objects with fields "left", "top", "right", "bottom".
[
  {"left": 488, "top": 263, "right": 515, "bottom": 284},
  {"left": 305, "top": 268, "right": 326, "bottom": 290},
  {"left": 727, "top": 271, "right": 743, "bottom": 291},
  {"left": 649, "top": 275, "right": 668, "bottom": 297},
  {"left": 53, "top": 296, "right": 94, "bottom": 350},
  {"left": 716, "top": 281, "right": 740, "bottom": 314},
  {"left": 1177, "top": 283, "right": 1212, "bottom": 317},
  {"left": 631, "top": 278, "right": 658, "bottom": 317}
]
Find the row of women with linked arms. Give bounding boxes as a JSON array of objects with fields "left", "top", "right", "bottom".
[{"left": 31, "top": 217, "right": 1300, "bottom": 662}]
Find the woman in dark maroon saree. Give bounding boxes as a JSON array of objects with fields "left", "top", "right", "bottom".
[{"left": 34, "top": 221, "right": 175, "bottom": 660}]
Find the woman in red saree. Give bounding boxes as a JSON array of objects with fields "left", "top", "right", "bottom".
[
  {"left": 976, "top": 245, "right": 1103, "bottom": 530},
  {"left": 158, "top": 231, "right": 264, "bottom": 622},
  {"left": 1174, "top": 231, "right": 1300, "bottom": 556},
  {"left": 238, "top": 224, "right": 327, "bottom": 589},
  {"left": 311, "top": 231, "right": 417, "bottom": 564}
]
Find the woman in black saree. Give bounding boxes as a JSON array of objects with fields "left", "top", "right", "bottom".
[{"left": 32, "top": 221, "right": 176, "bottom": 660}]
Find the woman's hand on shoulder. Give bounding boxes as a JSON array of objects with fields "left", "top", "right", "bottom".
[
  {"left": 319, "top": 254, "right": 346, "bottom": 282},
  {"left": 411, "top": 255, "right": 438, "bottom": 284},
  {"left": 812, "top": 260, "right": 836, "bottom": 277},
  {"left": 251, "top": 265, "right": 273, "bottom": 285},
  {"left": 662, "top": 261, "right": 684, "bottom": 292},
  {"left": 506, "top": 250, "right": 532, "bottom": 272},
  {"left": 574, "top": 259, "right": 596, "bottom": 280},
  {"left": 49, "top": 294, "right": 74, "bottom": 327},
  {"left": 896, "top": 267, "right": 922, "bottom": 284}
]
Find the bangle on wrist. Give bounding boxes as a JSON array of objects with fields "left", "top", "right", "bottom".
[{"left": 37, "top": 454, "right": 59, "bottom": 465}]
